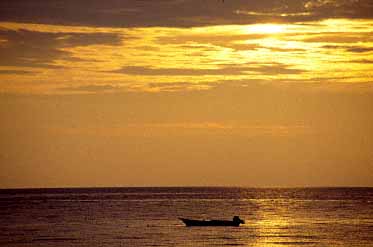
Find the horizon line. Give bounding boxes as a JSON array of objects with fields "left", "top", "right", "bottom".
[{"left": 1, "top": 185, "right": 373, "bottom": 190}]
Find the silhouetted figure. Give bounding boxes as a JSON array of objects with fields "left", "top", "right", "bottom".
[{"left": 233, "top": 216, "right": 245, "bottom": 224}]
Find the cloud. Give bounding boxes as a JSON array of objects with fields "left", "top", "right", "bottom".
[
  {"left": 262, "top": 47, "right": 305, "bottom": 52},
  {"left": 147, "top": 82, "right": 216, "bottom": 92},
  {"left": 158, "top": 33, "right": 267, "bottom": 46},
  {"left": 1, "top": 18, "right": 372, "bottom": 95},
  {"left": 347, "top": 59, "right": 373, "bottom": 64},
  {"left": 304, "top": 0, "right": 373, "bottom": 19},
  {"left": 301, "top": 32, "right": 373, "bottom": 43},
  {"left": 0, "top": 28, "right": 122, "bottom": 69},
  {"left": 346, "top": 47, "right": 373, "bottom": 53},
  {"left": 235, "top": 10, "right": 312, "bottom": 18},
  {"left": 48, "top": 122, "right": 311, "bottom": 138},
  {"left": 158, "top": 32, "right": 270, "bottom": 51},
  {"left": 110, "top": 63, "right": 305, "bottom": 76},
  {"left": 57, "top": 84, "right": 122, "bottom": 93},
  {"left": 111, "top": 65, "right": 240, "bottom": 76},
  {"left": 0, "top": 29, "right": 65, "bottom": 69},
  {"left": 0, "top": 70, "right": 34, "bottom": 75},
  {"left": 322, "top": 45, "right": 373, "bottom": 53},
  {"left": 1, "top": 0, "right": 372, "bottom": 28}
]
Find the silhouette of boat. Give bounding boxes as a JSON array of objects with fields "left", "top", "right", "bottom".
[{"left": 179, "top": 216, "right": 244, "bottom": 227}]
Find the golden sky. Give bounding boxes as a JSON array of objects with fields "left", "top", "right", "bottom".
[{"left": 0, "top": 0, "right": 372, "bottom": 188}]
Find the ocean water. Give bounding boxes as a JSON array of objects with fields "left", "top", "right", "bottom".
[{"left": 0, "top": 187, "right": 373, "bottom": 247}]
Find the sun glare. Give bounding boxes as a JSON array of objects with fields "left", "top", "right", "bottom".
[{"left": 247, "top": 24, "right": 285, "bottom": 34}]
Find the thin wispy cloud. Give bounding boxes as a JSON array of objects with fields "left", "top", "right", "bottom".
[
  {"left": 48, "top": 122, "right": 312, "bottom": 138},
  {"left": 110, "top": 63, "right": 304, "bottom": 76}
]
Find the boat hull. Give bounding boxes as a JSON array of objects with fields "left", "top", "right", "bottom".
[{"left": 179, "top": 218, "right": 242, "bottom": 227}]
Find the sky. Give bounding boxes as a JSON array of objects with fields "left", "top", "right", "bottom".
[{"left": 0, "top": 0, "right": 372, "bottom": 188}]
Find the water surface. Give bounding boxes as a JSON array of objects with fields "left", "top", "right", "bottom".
[{"left": 1, "top": 187, "right": 372, "bottom": 246}]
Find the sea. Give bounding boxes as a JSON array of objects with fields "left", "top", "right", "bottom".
[{"left": 0, "top": 187, "right": 373, "bottom": 247}]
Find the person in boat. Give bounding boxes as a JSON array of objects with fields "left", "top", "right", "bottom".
[{"left": 233, "top": 216, "right": 244, "bottom": 224}]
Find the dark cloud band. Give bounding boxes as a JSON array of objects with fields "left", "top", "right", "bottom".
[{"left": 0, "top": 0, "right": 372, "bottom": 28}]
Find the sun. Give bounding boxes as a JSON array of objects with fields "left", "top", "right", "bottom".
[{"left": 247, "top": 24, "right": 285, "bottom": 34}]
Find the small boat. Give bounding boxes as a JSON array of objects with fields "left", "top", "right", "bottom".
[{"left": 179, "top": 216, "right": 245, "bottom": 227}]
